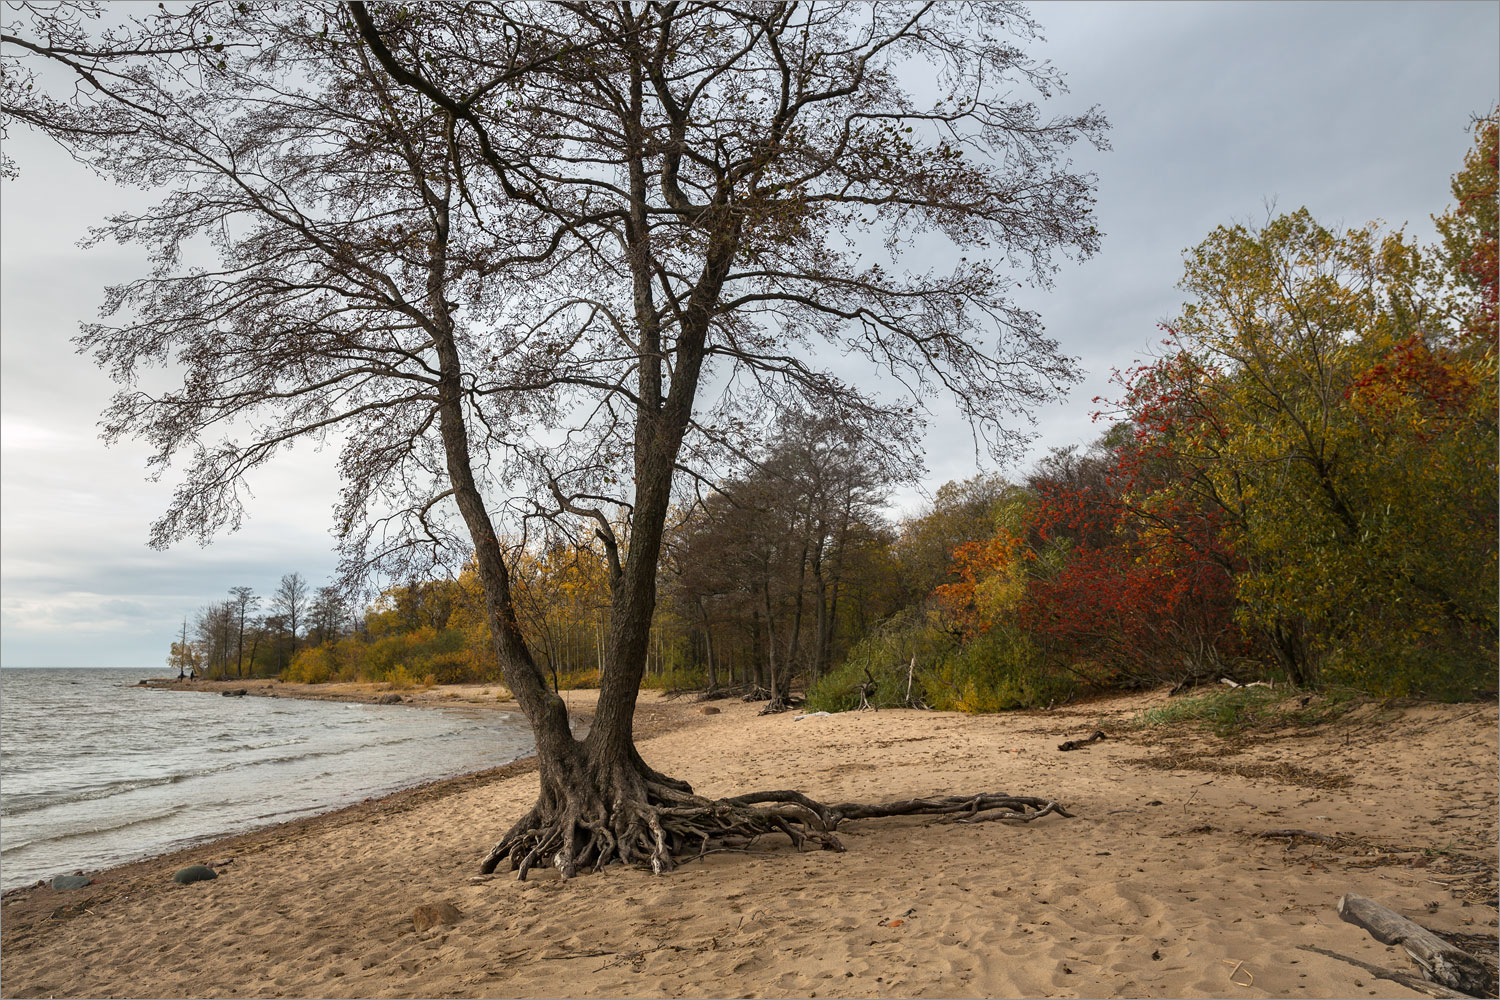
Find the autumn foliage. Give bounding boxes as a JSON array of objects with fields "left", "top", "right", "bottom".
[
  {"left": 886, "top": 115, "right": 1498, "bottom": 703},
  {"left": 284, "top": 114, "right": 1493, "bottom": 707}
]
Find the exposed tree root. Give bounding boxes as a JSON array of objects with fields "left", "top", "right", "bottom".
[
  {"left": 480, "top": 773, "right": 1072, "bottom": 881},
  {"left": 757, "top": 694, "right": 803, "bottom": 715}
]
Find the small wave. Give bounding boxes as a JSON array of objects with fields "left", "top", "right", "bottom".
[
  {"left": 0, "top": 764, "right": 237, "bottom": 816},
  {"left": 8, "top": 806, "right": 186, "bottom": 848},
  {"left": 7, "top": 735, "right": 444, "bottom": 818},
  {"left": 207, "top": 737, "right": 308, "bottom": 754}
]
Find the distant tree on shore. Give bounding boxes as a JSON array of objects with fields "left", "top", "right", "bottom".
[
  {"left": 227, "top": 587, "right": 258, "bottom": 678},
  {"left": 167, "top": 617, "right": 197, "bottom": 679}
]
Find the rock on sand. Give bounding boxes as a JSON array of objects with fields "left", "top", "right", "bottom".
[{"left": 172, "top": 865, "right": 218, "bottom": 884}]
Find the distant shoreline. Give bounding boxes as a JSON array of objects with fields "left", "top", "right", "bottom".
[{"left": 138, "top": 675, "right": 535, "bottom": 713}]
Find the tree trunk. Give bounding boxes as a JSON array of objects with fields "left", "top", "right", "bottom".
[
  {"left": 769, "top": 537, "right": 810, "bottom": 712},
  {"left": 699, "top": 599, "right": 717, "bottom": 690},
  {"left": 1267, "top": 618, "right": 1317, "bottom": 686}
]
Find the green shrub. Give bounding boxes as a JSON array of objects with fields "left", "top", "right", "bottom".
[
  {"left": 385, "top": 662, "right": 418, "bottom": 689},
  {"left": 284, "top": 644, "right": 335, "bottom": 684},
  {"left": 805, "top": 609, "right": 954, "bottom": 712},
  {"left": 927, "top": 627, "right": 1075, "bottom": 712},
  {"left": 551, "top": 666, "right": 601, "bottom": 690},
  {"left": 1320, "top": 633, "right": 1496, "bottom": 701}
]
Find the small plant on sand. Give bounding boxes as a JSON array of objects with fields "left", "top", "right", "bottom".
[{"left": 1138, "top": 686, "right": 1363, "bottom": 736}]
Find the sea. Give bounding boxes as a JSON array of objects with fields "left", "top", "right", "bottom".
[{"left": 0, "top": 667, "right": 536, "bottom": 890}]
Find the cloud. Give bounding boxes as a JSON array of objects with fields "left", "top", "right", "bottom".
[{"left": 2, "top": 2, "right": 1497, "bottom": 664}]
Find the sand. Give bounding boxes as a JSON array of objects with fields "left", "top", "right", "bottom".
[{"left": 1, "top": 687, "right": 1494, "bottom": 999}]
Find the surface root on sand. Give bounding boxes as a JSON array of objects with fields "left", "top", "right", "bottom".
[{"left": 481, "top": 777, "right": 1071, "bottom": 880}]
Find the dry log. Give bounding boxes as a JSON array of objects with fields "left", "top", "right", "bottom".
[{"left": 1337, "top": 893, "right": 1488, "bottom": 996}]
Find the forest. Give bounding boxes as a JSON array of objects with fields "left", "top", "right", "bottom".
[{"left": 177, "top": 112, "right": 1496, "bottom": 710}]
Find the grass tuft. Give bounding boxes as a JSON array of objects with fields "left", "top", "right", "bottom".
[{"left": 1137, "top": 686, "right": 1363, "bottom": 736}]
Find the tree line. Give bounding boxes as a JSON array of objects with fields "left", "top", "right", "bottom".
[
  {"left": 197, "top": 112, "right": 1494, "bottom": 710},
  {"left": 168, "top": 572, "right": 351, "bottom": 679},
  {"left": 809, "top": 113, "right": 1498, "bottom": 710}
]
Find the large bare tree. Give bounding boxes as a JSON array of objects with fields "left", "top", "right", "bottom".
[{"left": 5, "top": 1, "right": 1104, "bottom": 878}]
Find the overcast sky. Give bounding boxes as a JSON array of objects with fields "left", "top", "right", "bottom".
[{"left": 2, "top": 1, "right": 1496, "bottom": 668}]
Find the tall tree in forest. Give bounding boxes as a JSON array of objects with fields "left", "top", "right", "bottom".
[
  {"left": 307, "top": 585, "right": 348, "bottom": 649},
  {"left": 668, "top": 411, "right": 911, "bottom": 706},
  {"left": 227, "top": 586, "right": 258, "bottom": 678},
  {"left": 7, "top": 2, "right": 1103, "bottom": 875},
  {"left": 272, "top": 572, "right": 309, "bottom": 658}
]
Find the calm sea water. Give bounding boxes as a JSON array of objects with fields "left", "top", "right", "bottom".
[{"left": 0, "top": 668, "right": 535, "bottom": 889}]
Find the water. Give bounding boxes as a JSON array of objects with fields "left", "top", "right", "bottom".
[{"left": 0, "top": 668, "right": 535, "bottom": 889}]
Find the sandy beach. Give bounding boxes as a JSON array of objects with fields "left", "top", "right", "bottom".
[{"left": 1, "top": 687, "right": 1494, "bottom": 999}]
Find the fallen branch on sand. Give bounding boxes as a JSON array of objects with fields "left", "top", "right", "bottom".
[{"left": 1253, "top": 828, "right": 1341, "bottom": 844}]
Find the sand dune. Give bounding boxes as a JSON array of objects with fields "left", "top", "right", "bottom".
[{"left": 2, "top": 689, "right": 1494, "bottom": 999}]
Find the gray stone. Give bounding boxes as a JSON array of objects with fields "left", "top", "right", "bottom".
[
  {"left": 222, "top": 689, "right": 248, "bottom": 697},
  {"left": 172, "top": 865, "right": 218, "bottom": 884},
  {"left": 50, "top": 875, "right": 92, "bottom": 890},
  {"left": 377, "top": 693, "right": 404, "bottom": 704}
]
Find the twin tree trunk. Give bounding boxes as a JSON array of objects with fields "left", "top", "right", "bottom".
[{"left": 421, "top": 167, "right": 1069, "bottom": 881}]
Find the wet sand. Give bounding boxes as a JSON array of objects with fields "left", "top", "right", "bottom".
[{"left": 2, "top": 688, "right": 1494, "bottom": 998}]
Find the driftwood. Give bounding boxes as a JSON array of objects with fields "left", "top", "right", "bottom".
[
  {"left": 1296, "top": 945, "right": 1471, "bottom": 999},
  {"left": 1337, "top": 894, "right": 1488, "bottom": 996},
  {"left": 1057, "top": 730, "right": 1106, "bottom": 752},
  {"left": 1254, "top": 828, "right": 1341, "bottom": 844},
  {"left": 897, "top": 656, "right": 929, "bottom": 709}
]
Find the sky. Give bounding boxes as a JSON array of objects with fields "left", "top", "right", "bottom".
[{"left": 2, "top": 1, "right": 1496, "bottom": 668}]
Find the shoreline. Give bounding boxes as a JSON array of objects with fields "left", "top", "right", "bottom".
[
  {"left": 1, "top": 682, "right": 694, "bottom": 898},
  {"left": 2, "top": 690, "right": 1494, "bottom": 998},
  {"left": 138, "top": 675, "right": 531, "bottom": 711}
]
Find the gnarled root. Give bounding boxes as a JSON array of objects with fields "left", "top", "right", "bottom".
[{"left": 481, "top": 768, "right": 1071, "bottom": 881}]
